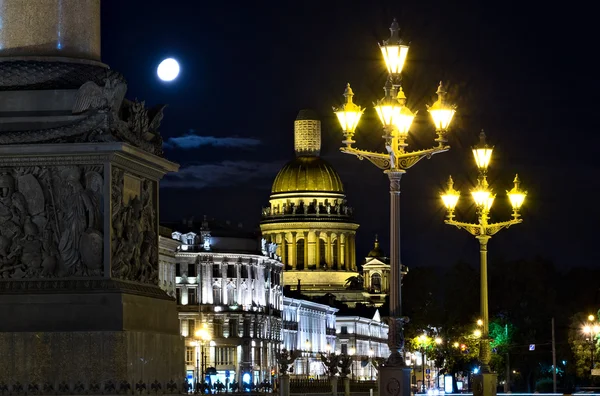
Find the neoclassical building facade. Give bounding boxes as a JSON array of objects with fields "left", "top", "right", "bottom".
[
  {"left": 162, "top": 217, "right": 284, "bottom": 389},
  {"left": 261, "top": 110, "right": 361, "bottom": 300},
  {"left": 336, "top": 311, "right": 390, "bottom": 381},
  {"left": 282, "top": 297, "right": 338, "bottom": 377}
]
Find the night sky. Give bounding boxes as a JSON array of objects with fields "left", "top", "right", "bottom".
[{"left": 101, "top": 1, "right": 597, "bottom": 272}]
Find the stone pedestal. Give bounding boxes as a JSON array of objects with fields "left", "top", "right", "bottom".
[
  {"left": 330, "top": 376, "right": 338, "bottom": 396},
  {"left": 473, "top": 373, "right": 497, "bottom": 396},
  {"left": 0, "top": 143, "right": 182, "bottom": 387},
  {"left": 279, "top": 374, "right": 290, "bottom": 396},
  {"left": 378, "top": 366, "right": 411, "bottom": 396},
  {"left": 343, "top": 376, "right": 350, "bottom": 396},
  {"left": 0, "top": 0, "right": 183, "bottom": 391}
]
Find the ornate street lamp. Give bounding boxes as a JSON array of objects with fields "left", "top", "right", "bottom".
[
  {"left": 333, "top": 19, "right": 456, "bottom": 396},
  {"left": 582, "top": 315, "right": 600, "bottom": 371},
  {"left": 440, "top": 131, "right": 526, "bottom": 396},
  {"left": 195, "top": 326, "right": 212, "bottom": 393}
]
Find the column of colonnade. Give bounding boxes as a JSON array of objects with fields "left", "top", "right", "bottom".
[
  {"left": 303, "top": 231, "right": 309, "bottom": 270},
  {"left": 265, "top": 231, "right": 357, "bottom": 271}
]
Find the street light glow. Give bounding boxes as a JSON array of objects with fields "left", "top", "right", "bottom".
[
  {"left": 427, "top": 82, "right": 456, "bottom": 131},
  {"left": 441, "top": 176, "right": 460, "bottom": 212},
  {"left": 334, "top": 83, "right": 364, "bottom": 137},
  {"left": 379, "top": 19, "right": 409, "bottom": 76},
  {"left": 477, "top": 319, "right": 484, "bottom": 326},
  {"left": 508, "top": 174, "right": 527, "bottom": 213},
  {"left": 590, "top": 315, "right": 596, "bottom": 322},
  {"left": 472, "top": 131, "right": 494, "bottom": 170}
]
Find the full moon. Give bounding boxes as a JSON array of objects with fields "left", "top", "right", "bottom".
[{"left": 157, "top": 58, "right": 180, "bottom": 82}]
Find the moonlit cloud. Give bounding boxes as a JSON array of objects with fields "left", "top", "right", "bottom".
[
  {"left": 164, "top": 130, "right": 261, "bottom": 150},
  {"left": 161, "top": 160, "right": 284, "bottom": 189}
]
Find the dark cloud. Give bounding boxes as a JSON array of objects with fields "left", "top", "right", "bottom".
[
  {"left": 161, "top": 160, "right": 284, "bottom": 189},
  {"left": 164, "top": 131, "right": 261, "bottom": 150}
]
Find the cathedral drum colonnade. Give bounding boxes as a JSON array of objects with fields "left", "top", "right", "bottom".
[{"left": 260, "top": 110, "right": 359, "bottom": 295}]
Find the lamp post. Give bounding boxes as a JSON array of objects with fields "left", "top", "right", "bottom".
[
  {"left": 369, "top": 348, "right": 374, "bottom": 380},
  {"left": 305, "top": 339, "right": 311, "bottom": 379},
  {"left": 195, "top": 325, "right": 212, "bottom": 393},
  {"left": 440, "top": 131, "right": 527, "bottom": 396},
  {"left": 333, "top": 19, "right": 456, "bottom": 396},
  {"left": 582, "top": 315, "right": 600, "bottom": 372}
]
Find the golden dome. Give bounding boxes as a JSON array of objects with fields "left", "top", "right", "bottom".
[{"left": 271, "top": 156, "right": 344, "bottom": 194}]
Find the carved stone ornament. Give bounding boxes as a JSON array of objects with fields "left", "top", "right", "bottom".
[
  {"left": 0, "top": 73, "right": 165, "bottom": 157},
  {"left": 110, "top": 167, "right": 159, "bottom": 285},
  {"left": 0, "top": 165, "right": 104, "bottom": 279}
]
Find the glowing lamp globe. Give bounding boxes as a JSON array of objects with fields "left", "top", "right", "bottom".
[
  {"left": 590, "top": 315, "right": 596, "bottom": 322},
  {"left": 584, "top": 325, "right": 592, "bottom": 334},
  {"left": 157, "top": 58, "right": 180, "bottom": 82},
  {"left": 471, "top": 187, "right": 491, "bottom": 208},
  {"left": 393, "top": 88, "right": 415, "bottom": 135},
  {"left": 374, "top": 97, "right": 401, "bottom": 128},
  {"left": 379, "top": 19, "right": 410, "bottom": 76},
  {"left": 441, "top": 176, "right": 460, "bottom": 211},
  {"left": 334, "top": 83, "right": 364, "bottom": 136},
  {"left": 473, "top": 131, "right": 494, "bottom": 170},
  {"left": 427, "top": 82, "right": 456, "bottom": 131},
  {"left": 507, "top": 174, "right": 527, "bottom": 210}
]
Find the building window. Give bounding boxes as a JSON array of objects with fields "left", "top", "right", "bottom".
[
  {"left": 214, "top": 319, "right": 223, "bottom": 338},
  {"left": 241, "top": 265, "right": 248, "bottom": 278},
  {"left": 371, "top": 273, "right": 382, "bottom": 292},
  {"left": 229, "top": 318, "right": 239, "bottom": 338},
  {"left": 213, "top": 264, "right": 221, "bottom": 278},
  {"left": 215, "top": 346, "right": 235, "bottom": 365},
  {"left": 243, "top": 320, "right": 251, "bottom": 338},
  {"left": 227, "top": 285, "right": 236, "bottom": 305},
  {"left": 333, "top": 239, "right": 339, "bottom": 268},
  {"left": 341, "top": 326, "right": 348, "bottom": 334},
  {"left": 319, "top": 239, "right": 326, "bottom": 267},
  {"left": 189, "top": 319, "right": 196, "bottom": 337},
  {"left": 227, "top": 265, "right": 236, "bottom": 278},
  {"left": 188, "top": 263, "right": 197, "bottom": 277},
  {"left": 296, "top": 239, "right": 305, "bottom": 269},
  {"left": 213, "top": 286, "right": 222, "bottom": 305},
  {"left": 176, "top": 288, "right": 182, "bottom": 304},
  {"left": 186, "top": 346, "right": 195, "bottom": 365},
  {"left": 187, "top": 235, "right": 194, "bottom": 245},
  {"left": 341, "top": 344, "right": 348, "bottom": 355},
  {"left": 176, "top": 263, "right": 181, "bottom": 277},
  {"left": 188, "top": 288, "right": 197, "bottom": 304}
]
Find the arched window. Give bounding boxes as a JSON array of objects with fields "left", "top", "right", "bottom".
[
  {"left": 371, "top": 273, "right": 382, "bottom": 293},
  {"left": 333, "top": 238, "right": 339, "bottom": 268},
  {"left": 226, "top": 284, "right": 236, "bottom": 305},
  {"left": 296, "top": 238, "right": 305, "bottom": 269},
  {"left": 319, "top": 239, "right": 326, "bottom": 267},
  {"left": 213, "top": 285, "right": 222, "bottom": 305}
]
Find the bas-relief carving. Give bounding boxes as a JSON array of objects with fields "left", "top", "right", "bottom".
[
  {"left": 111, "top": 167, "right": 158, "bottom": 285},
  {"left": 0, "top": 77, "right": 165, "bottom": 157},
  {"left": 0, "top": 165, "right": 104, "bottom": 279}
]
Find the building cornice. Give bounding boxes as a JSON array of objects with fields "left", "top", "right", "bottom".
[{"left": 260, "top": 221, "right": 359, "bottom": 232}]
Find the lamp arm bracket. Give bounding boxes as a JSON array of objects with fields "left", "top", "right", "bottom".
[
  {"left": 485, "top": 219, "right": 523, "bottom": 235},
  {"left": 341, "top": 144, "right": 450, "bottom": 171},
  {"left": 444, "top": 220, "right": 481, "bottom": 236},
  {"left": 341, "top": 146, "right": 391, "bottom": 170}
]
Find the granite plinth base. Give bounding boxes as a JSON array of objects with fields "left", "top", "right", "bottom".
[
  {"left": 473, "top": 372, "right": 497, "bottom": 396},
  {"left": 378, "top": 366, "right": 411, "bottom": 396},
  {"left": 0, "top": 330, "right": 183, "bottom": 385},
  {"left": 0, "top": 284, "right": 184, "bottom": 385}
]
